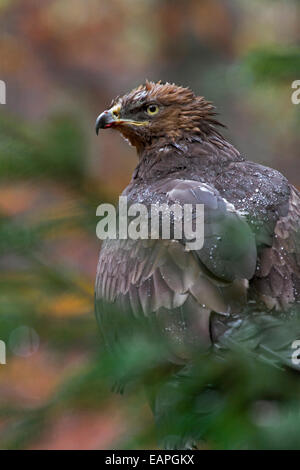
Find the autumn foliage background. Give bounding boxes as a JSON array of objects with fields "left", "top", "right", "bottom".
[{"left": 0, "top": 0, "right": 300, "bottom": 449}]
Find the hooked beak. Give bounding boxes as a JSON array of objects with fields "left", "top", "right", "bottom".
[
  {"left": 95, "top": 110, "right": 118, "bottom": 135},
  {"left": 95, "top": 105, "right": 149, "bottom": 135}
]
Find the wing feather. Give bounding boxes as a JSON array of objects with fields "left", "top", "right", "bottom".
[{"left": 95, "top": 178, "right": 257, "bottom": 360}]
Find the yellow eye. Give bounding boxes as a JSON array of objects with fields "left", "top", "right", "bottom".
[{"left": 146, "top": 104, "right": 159, "bottom": 116}]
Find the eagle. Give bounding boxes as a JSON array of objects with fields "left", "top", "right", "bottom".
[{"left": 95, "top": 81, "right": 300, "bottom": 446}]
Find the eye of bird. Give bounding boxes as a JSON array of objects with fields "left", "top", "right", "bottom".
[{"left": 146, "top": 104, "right": 159, "bottom": 116}]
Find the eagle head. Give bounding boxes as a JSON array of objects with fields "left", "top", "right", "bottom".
[{"left": 95, "top": 81, "right": 223, "bottom": 152}]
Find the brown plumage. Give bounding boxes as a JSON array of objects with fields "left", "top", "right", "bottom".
[
  {"left": 95, "top": 81, "right": 300, "bottom": 362},
  {"left": 98, "top": 81, "right": 224, "bottom": 152}
]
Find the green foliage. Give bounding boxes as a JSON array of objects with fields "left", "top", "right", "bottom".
[
  {"left": 0, "top": 112, "right": 85, "bottom": 185},
  {"left": 2, "top": 304, "right": 300, "bottom": 449},
  {"left": 242, "top": 47, "right": 300, "bottom": 84}
]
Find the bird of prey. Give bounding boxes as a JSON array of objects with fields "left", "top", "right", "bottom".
[{"left": 95, "top": 81, "right": 300, "bottom": 446}]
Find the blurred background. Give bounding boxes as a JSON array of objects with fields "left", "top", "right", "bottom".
[{"left": 0, "top": 0, "right": 300, "bottom": 449}]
